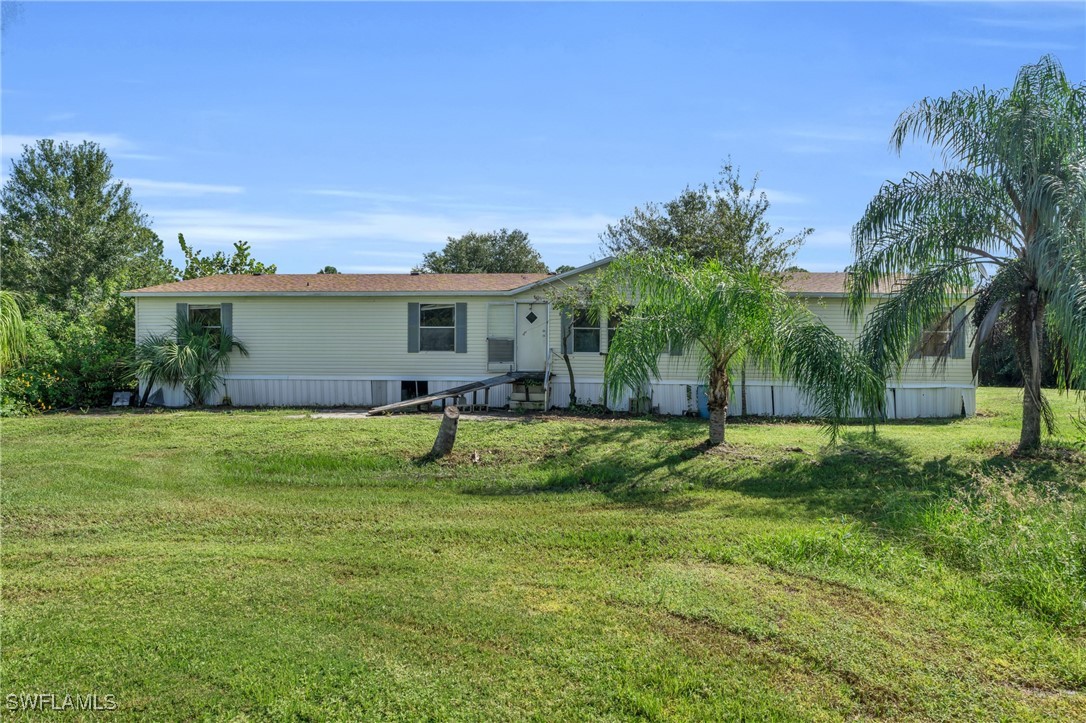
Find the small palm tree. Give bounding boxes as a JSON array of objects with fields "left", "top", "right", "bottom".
[
  {"left": 0, "top": 290, "right": 28, "bottom": 374},
  {"left": 130, "top": 316, "right": 248, "bottom": 406},
  {"left": 600, "top": 254, "right": 882, "bottom": 446},
  {"left": 850, "top": 55, "right": 1086, "bottom": 451}
]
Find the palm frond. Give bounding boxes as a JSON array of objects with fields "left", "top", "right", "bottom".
[
  {"left": 0, "top": 290, "right": 29, "bottom": 373},
  {"left": 857, "top": 261, "right": 975, "bottom": 382}
]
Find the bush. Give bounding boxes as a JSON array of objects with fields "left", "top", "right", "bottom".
[{"left": 2, "top": 284, "right": 135, "bottom": 411}]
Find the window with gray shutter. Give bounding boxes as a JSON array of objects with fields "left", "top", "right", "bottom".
[
  {"left": 220, "top": 303, "right": 233, "bottom": 337},
  {"left": 571, "top": 310, "right": 600, "bottom": 353},
  {"left": 951, "top": 307, "right": 966, "bottom": 359},
  {"left": 175, "top": 303, "right": 189, "bottom": 339},
  {"left": 487, "top": 304, "right": 515, "bottom": 366},
  {"left": 455, "top": 302, "right": 467, "bottom": 354},
  {"left": 419, "top": 303, "right": 455, "bottom": 352},
  {"left": 408, "top": 303, "right": 420, "bottom": 353}
]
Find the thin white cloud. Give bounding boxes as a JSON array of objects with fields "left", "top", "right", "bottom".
[
  {"left": 806, "top": 228, "right": 853, "bottom": 250},
  {"left": 782, "top": 144, "right": 835, "bottom": 155},
  {"left": 305, "top": 189, "right": 416, "bottom": 203},
  {"left": 340, "top": 263, "right": 418, "bottom": 273},
  {"left": 956, "top": 38, "right": 1076, "bottom": 51},
  {"left": 759, "top": 188, "right": 809, "bottom": 205},
  {"left": 971, "top": 10, "right": 1085, "bottom": 32},
  {"left": 124, "top": 178, "right": 244, "bottom": 197},
  {"left": 145, "top": 207, "right": 613, "bottom": 252},
  {"left": 1, "top": 132, "right": 134, "bottom": 157},
  {"left": 785, "top": 127, "right": 885, "bottom": 144}
]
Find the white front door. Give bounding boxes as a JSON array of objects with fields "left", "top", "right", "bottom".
[{"left": 515, "top": 302, "right": 548, "bottom": 372}]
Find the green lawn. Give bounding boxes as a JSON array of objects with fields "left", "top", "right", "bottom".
[{"left": 3, "top": 388, "right": 1085, "bottom": 720}]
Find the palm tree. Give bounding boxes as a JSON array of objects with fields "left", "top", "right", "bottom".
[
  {"left": 0, "top": 290, "right": 28, "bottom": 374},
  {"left": 850, "top": 56, "right": 1086, "bottom": 451},
  {"left": 130, "top": 316, "right": 248, "bottom": 406},
  {"left": 600, "top": 254, "right": 882, "bottom": 446}
]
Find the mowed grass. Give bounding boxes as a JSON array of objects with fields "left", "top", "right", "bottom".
[{"left": 2, "top": 388, "right": 1085, "bottom": 721}]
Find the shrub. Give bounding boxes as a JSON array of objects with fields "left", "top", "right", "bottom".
[{"left": 2, "top": 285, "right": 135, "bottom": 411}]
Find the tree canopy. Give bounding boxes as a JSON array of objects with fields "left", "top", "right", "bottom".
[
  {"left": 414, "top": 229, "right": 549, "bottom": 274},
  {"left": 178, "top": 234, "right": 277, "bottom": 279},
  {"left": 1, "top": 139, "right": 176, "bottom": 306},
  {"left": 600, "top": 161, "right": 811, "bottom": 272},
  {"left": 317, "top": 266, "right": 339, "bottom": 274},
  {"left": 849, "top": 55, "right": 1086, "bottom": 451}
]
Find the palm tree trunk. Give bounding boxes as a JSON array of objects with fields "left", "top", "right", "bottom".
[
  {"left": 1020, "top": 291, "right": 1045, "bottom": 452},
  {"left": 707, "top": 365, "right": 730, "bottom": 445},
  {"left": 139, "top": 371, "right": 157, "bottom": 408}
]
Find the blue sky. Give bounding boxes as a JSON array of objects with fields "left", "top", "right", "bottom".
[{"left": 2, "top": 2, "right": 1083, "bottom": 273}]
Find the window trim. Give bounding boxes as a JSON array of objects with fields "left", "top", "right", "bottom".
[
  {"left": 913, "top": 316, "right": 951, "bottom": 358},
  {"left": 419, "top": 302, "right": 457, "bottom": 353},
  {"left": 188, "top": 304, "right": 222, "bottom": 332},
  {"left": 571, "top": 309, "right": 601, "bottom": 354}
]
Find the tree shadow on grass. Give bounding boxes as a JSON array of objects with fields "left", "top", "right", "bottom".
[{"left": 460, "top": 422, "right": 711, "bottom": 510}]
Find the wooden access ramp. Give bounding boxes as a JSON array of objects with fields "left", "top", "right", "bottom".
[{"left": 365, "top": 372, "right": 543, "bottom": 416}]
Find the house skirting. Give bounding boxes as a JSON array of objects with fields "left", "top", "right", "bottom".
[
  {"left": 549, "top": 379, "right": 976, "bottom": 419},
  {"left": 142, "top": 376, "right": 975, "bottom": 419}
]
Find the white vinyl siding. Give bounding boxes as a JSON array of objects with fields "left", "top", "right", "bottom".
[{"left": 133, "top": 277, "right": 975, "bottom": 416}]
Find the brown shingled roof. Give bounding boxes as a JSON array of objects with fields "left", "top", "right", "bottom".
[
  {"left": 125, "top": 272, "right": 552, "bottom": 295},
  {"left": 783, "top": 272, "right": 900, "bottom": 295},
  {"left": 124, "top": 269, "right": 899, "bottom": 297}
]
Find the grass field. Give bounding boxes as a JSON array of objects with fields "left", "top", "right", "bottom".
[{"left": 3, "top": 387, "right": 1085, "bottom": 720}]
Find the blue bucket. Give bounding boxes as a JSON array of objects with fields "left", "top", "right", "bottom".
[{"left": 696, "top": 386, "right": 710, "bottom": 418}]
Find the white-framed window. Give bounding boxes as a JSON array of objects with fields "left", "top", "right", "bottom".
[
  {"left": 420, "top": 303, "right": 456, "bottom": 352},
  {"left": 914, "top": 317, "right": 951, "bottom": 358},
  {"left": 572, "top": 310, "right": 600, "bottom": 353},
  {"left": 189, "top": 304, "right": 222, "bottom": 333}
]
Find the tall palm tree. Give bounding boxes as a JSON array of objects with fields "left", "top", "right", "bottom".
[
  {"left": 130, "top": 316, "right": 248, "bottom": 406},
  {"left": 850, "top": 56, "right": 1086, "bottom": 451},
  {"left": 601, "top": 254, "right": 882, "bottom": 446},
  {"left": 0, "top": 290, "right": 28, "bottom": 374}
]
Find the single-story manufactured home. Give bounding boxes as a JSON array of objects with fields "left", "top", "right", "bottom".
[{"left": 122, "top": 259, "right": 976, "bottom": 418}]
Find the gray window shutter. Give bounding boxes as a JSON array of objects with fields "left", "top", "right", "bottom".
[
  {"left": 220, "top": 303, "right": 233, "bottom": 337},
  {"left": 669, "top": 336, "right": 683, "bottom": 356},
  {"left": 952, "top": 307, "right": 966, "bottom": 359},
  {"left": 408, "top": 303, "right": 420, "bottom": 353},
  {"left": 455, "top": 302, "right": 467, "bottom": 354},
  {"left": 561, "top": 311, "right": 572, "bottom": 354},
  {"left": 175, "top": 302, "right": 188, "bottom": 340}
]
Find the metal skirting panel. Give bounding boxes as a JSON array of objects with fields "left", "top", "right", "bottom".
[
  {"left": 892, "top": 386, "right": 970, "bottom": 419},
  {"left": 141, "top": 377, "right": 976, "bottom": 419},
  {"left": 143, "top": 378, "right": 511, "bottom": 409},
  {"left": 547, "top": 381, "right": 608, "bottom": 409}
]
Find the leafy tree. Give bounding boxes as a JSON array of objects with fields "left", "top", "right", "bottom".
[
  {"left": 600, "top": 161, "right": 811, "bottom": 271},
  {"left": 317, "top": 266, "right": 339, "bottom": 274},
  {"left": 599, "top": 253, "right": 880, "bottom": 446},
  {"left": 130, "top": 315, "right": 248, "bottom": 406},
  {"left": 178, "top": 234, "right": 277, "bottom": 279},
  {"left": 850, "top": 56, "right": 1086, "bottom": 451},
  {"left": 0, "top": 291, "right": 27, "bottom": 373},
  {"left": 7, "top": 281, "right": 139, "bottom": 410},
  {"left": 1, "top": 139, "right": 176, "bottom": 306},
  {"left": 414, "top": 229, "right": 549, "bottom": 274},
  {"left": 554, "top": 264, "right": 577, "bottom": 274}
]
